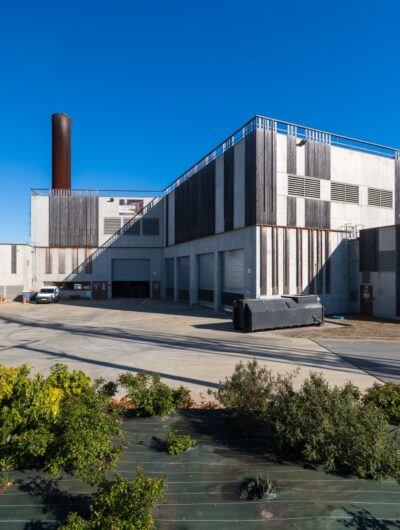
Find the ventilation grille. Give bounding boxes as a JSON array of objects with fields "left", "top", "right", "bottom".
[
  {"left": 368, "top": 188, "right": 393, "bottom": 208},
  {"left": 288, "top": 175, "right": 320, "bottom": 199},
  {"left": 331, "top": 182, "right": 359, "bottom": 204},
  {"left": 142, "top": 218, "right": 160, "bottom": 236},
  {"left": 104, "top": 217, "right": 121, "bottom": 234}
]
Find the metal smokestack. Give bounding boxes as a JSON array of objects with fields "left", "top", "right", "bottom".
[{"left": 52, "top": 113, "right": 71, "bottom": 190}]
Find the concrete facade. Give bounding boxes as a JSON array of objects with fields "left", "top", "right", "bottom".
[
  {"left": 3, "top": 115, "right": 400, "bottom": 316},
  {"left": 0, "top": 244, "right": 32, "bottom": 299}
]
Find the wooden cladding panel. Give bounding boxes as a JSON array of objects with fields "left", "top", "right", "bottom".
[
  {"left": 296, "top": 229, "right": 302, "bottom": 294},
  {"left": 305, "top": 141, "right": 331, "bottom": 179},
  {"left": 271, "top": 226, "right": 279, "bottom": 294},
  {"left": 260, "top": 227, "right": 268, "bottom": 296},
  {"left": 245, "top": 130, "right": 257, "bottom": 226},
  {"left": 11, "top": 245, "right": 17, "bottom": 274},
  {"left": 395, "top": 157, "right": 400, "bottom": 224},
  {"left": 49, "top": 195, "right": 99, "bottom": 248},
  {"left": 287, "top": 135, "right": 297, "bottom": 174},
  {"left": 224, "top": 147, "right": 234, "bottom": 231},
  {"left": 175, "top": 161, "right": 216, "bottom": 244},
  {"left": 287, "top": 196, "right": 297, "bottom": 226},
  {"left": 305, "top": 199, "right": 330, "bottom": 229},
  {"left": 256, "top": 129, "right": 277, "bottom": 225},
  {"left": 283, "top": 228, "right": 289, "bottom": 294}
]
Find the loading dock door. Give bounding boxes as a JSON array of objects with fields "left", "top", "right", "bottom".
[
  {"left": 221, "top": 249, "right": 244, "bottom": 306},
  {"left": 165, "top": 258, "right": 175, "bottom": 299},
  {"left": 198, "top": 253, "right": 214, "bottom": 304},
  {"left": 178, "top": 256, "right": 190, "bottom": 301},
  {"left": 112, "top": 259, "right": 150, "bottom": 298}
]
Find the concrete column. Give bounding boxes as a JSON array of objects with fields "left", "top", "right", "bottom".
[
  {"left": 213, "top": 250, "right": 221, "bottom": 311},
  {"left": 168, "top": 191, "right": 175, "bottom": 246}
]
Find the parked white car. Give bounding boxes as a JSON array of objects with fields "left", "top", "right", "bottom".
[{"left": 36, "top": 286, "right": 60, "bottom": 304}]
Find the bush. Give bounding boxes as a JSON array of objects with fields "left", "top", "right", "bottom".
[
  {"left": 118, "top": 371, "right": 191, "bottom": 416},
  {"left": 240, "top": 476, "right": 276, "bottom": 500},
  {"left": 165, "top": 431, "right": 198, "bottom": 455},
  {"left": 0, "top": 363, "right": 125, "bottom": 484},
  {"left": 363, "top": 382, "right": 400, "bottom": 424},
  {"left": 269, "top": 373, "right": 399, "bottom": 479},
  {"left": 216, "top": 361, "right": 399, "bottom": 480},
  {"left": 60, "top": 469, "right": 166, "bottom": 530},
  {"left": 215, "top": 359, "right": 295, "bottom": 429}
]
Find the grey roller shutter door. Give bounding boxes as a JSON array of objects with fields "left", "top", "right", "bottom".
[
  {"left": 112, "top": 259, "right": 149, "bottom": 281},
  {"left": 178, "top": 256, "right": 190, "bottom": 300},
  {"left": 222, "top": 249, "right": 244, "bottom": 293},
  {"left": 198, "top": 253, "right": 214, "bottom": 303}
]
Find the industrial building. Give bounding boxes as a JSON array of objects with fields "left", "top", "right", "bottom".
[{"left": 1, "top": 113, "right": 400, "bottom": 318}]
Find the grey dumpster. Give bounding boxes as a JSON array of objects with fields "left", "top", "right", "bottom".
[{"left": 233, "top": 295, "right": 324, "bottom": 332}]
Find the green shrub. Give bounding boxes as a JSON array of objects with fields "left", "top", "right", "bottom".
[
  {"left": 269, "top": 373, "right": 399, "bottom": 480},
  {"left": 0, "top": 363, "right": 125, "bottom": 484},
  {"left": 165, "top": 431, "right": 198, "bottom": 455},
  {"left": 215, "top": 359, "right": 295, "bottom": 429},
  {"left": 60, "top": 469, "right": 166, "bottom": 530},
  {"left": 363, "top": 382, "right": 400, "bottom": 424},
  {"left": 216, "top": 361, "right": 400, "bottom": 480},
  {"left": 118, "top": 371, "right": 191, "bottom": 416}
]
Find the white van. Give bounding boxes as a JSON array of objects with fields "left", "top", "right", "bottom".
[{"left": 36, "top": 286, "right": 60, "bottom": 304}]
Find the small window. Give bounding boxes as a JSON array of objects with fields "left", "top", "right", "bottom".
[{"left": 368, "top": 188, "right": 393, "bottom": 208}]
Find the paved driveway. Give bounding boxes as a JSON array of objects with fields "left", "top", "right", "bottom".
[
  {"left": 318, "top": 339, "right": 400, "bottom": 384},
  {"left": 0, "top": 299, "right": 379, "bottom": 400}
]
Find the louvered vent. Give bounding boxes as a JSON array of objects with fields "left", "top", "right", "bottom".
[
  {"left": 124, "top": 220, "right": 141, "bottom": 235},
  {"left": 104, "top": 217, "right": 121, "bottom": 234},
  {"left": 368, "top": 188, "right": 393, "bottom": 208},
  {"left": 288, "top": 175, "right": 320, "bottom": 199},
  {"left": 331, "top": 182, "right": 359, "bottom": 204}
]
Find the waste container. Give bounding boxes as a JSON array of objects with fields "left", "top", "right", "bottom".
[{"left": 233, "top": 295, "right": 324, "bottom": 332}]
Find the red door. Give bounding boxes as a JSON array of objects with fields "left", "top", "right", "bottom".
[
  {"left": 92, "top": 281, "right": 107, "bottom": 300},
  {"left": 360, "top": 284, "right": 373, "bottom": 316},
  {"left": 152, "top": 281, "right": 161, "bottom": 299}
]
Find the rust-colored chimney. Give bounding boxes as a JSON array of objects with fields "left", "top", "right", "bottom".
[{"left": 52, "top": 113, "right": 71, "bottom": 190}]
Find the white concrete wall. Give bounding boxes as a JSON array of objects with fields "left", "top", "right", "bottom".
[
  {"left": 0, "top": 244, "right": 32, "bottom": 297},
  {"left": 274, "top": 132, "right": 396, "bottom": 230}
]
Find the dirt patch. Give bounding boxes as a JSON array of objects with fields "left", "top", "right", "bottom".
[{"left": 273, "top": 315, "right": 400, "bottom": 341}]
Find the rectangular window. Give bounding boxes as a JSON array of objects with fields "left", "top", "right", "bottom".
[
  {"left": 331, "top": 182, "right": 359, "bottom": 204},
  {"left": 288, "top": 175, "right": 320, "bottom": 199},
  {"left": 368, "top": 188, "right": 393, "bottom": 208}
]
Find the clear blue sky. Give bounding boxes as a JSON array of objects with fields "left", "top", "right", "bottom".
[{"left": 1, "top": 0, "right": 399, "bottom": 243}]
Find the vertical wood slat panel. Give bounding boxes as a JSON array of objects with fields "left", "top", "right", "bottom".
[
  {"left": 260, "top": 227, "right": 267, "bottom": 296},
  {"left": 271, "top": 226, "right": 279, "bottom": 295},
  {"left": 305, "top": 199, "right": 330, "bottom": 229},
  {"left": 58, "top": 248, "right": 65, "bottom": 274},
  {"left": 11, "top": 245, "right": 17, "bottom": 274},
  {"left": 287, "top": 135, "right": 297, "bottom": 174},
  {"left": 395, "top": 156, "right": 400, "bottom": 224},
  {"left": 287, "top": 196, "right": 297, "bottom": 226},
  {"left": 283, "top": 228, "right": 289, "bottom": 294},
  {"left": 224, "top": 146, "right": 234, "bottom": 231},
  {"left": 296, "top": 228, "right": 302, "bottom": 294},
  {"left": 325, "top": 231, "right": 331, "bottom": 294},
  {"left": 255, "top": 129, "right": 277, "bottom": 225},
  {"left": 308, "top": 230, "right": 314, "bottom": 294},
  {"left": 175, "top": 161, "right": 215, "bottom": 244},
  {"left": 45, "top": 248, "right": 52, "bottom": 274},
  {"left": 245, "top": 130, "right": 257, "bottom": 226},
  {"left": 305, "top": 141, "right": 331, "bottom": 180}
]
